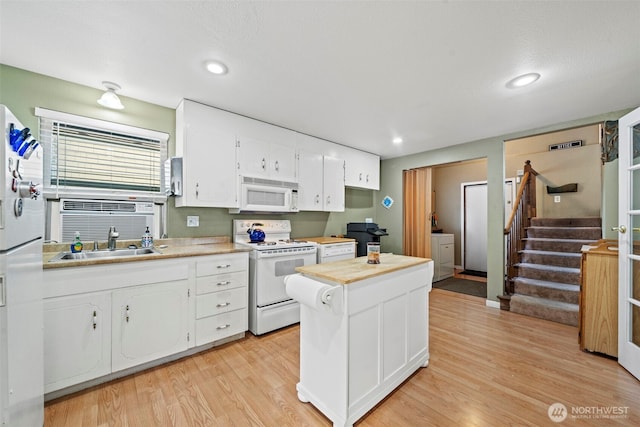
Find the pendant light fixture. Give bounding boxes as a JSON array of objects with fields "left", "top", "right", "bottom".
[{"left": 97, "top": 81, "right": 125, "bottom": 110}]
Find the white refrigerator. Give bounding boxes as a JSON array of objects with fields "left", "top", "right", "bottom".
[{"left": 0, "top": 105, "right": 44, "bottom": 426}]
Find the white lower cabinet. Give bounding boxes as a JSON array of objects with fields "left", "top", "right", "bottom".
[
  {"left": 431, "top": 234, "right": 454, "bottom": 282},
  {"left": 43, "top": 252, "right": 249, "bottom": 396},
  {"left": 43, "top": 292, "right": 111, "bottom": 393},
  {"left": 111, "top": 280, "right": 189, "bottom": 372},
  {"left": 194, "top": 253, "right": 248, "bottom": 346}
]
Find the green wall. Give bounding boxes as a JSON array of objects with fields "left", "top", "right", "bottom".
[
  {"left": 0, "top": 64, "right": 375, "bottom": 239},
  {"left": 377, "top": 108, "right": 634, "bottom": 303}
]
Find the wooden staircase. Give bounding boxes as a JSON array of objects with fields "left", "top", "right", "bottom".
[{"left": 509, "top": 217, "right": 601, "bottom": 326}]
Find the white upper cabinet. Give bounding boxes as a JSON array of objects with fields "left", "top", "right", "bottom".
[
  {"left": 175, "top": 99, "right": 239, "bottom": 208},
  {"left": 297, "top": 135, "right": 345, "bottom": 212},
  {"left": 322, "top": 156, "right": 345, "bottom": 211},
  {"left": 337, "top": 146, "right": 380, "bottom": 190},
  {"left": 236, "top": 120, "right": 297, "bottom": 182},
  {"left": 297, "top": 149, "right": 324, "bottom": 210}
]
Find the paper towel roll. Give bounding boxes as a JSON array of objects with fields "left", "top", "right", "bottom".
[{"left": 285, "top": 274, "right": 337, "bottom": 311}]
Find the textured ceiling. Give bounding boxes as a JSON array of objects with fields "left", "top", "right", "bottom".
[{"left": 1, "top": 1, "right": 639, "bottom": 159}]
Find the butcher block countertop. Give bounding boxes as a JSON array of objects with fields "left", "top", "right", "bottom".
[
  {"left": 299, "top": 236, "right": 355, "bottom": 244},
  {"left": 43, "top": 236, "right": 252, "bottom": 269},
  {"left": 296, "top": 253, "right": 431, "bottom": 284}
]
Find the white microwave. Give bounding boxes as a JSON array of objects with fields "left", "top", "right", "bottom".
[{"left": 229, "top": 176, "right": 299, "bottom": 213}]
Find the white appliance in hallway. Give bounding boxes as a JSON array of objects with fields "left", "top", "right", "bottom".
[
  {"left": 0, "top": 105, "right": 44, "bottom": 425},
  {"left": 233, "top": 219, "right": 317, "bottom": 335}
]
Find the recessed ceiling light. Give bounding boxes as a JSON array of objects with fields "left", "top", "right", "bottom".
[
  {"left": 205, "top": 60, "right": 228, "bottom": 75},
  {"left": 392, "top": 137, "right": 403, "bottom": 144},
  {"left": 506, "top": 72, "right": 540, "bottom": 89}
]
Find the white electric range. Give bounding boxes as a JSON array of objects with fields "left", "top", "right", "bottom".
[{"left": 233, "top": 219, "right": 317, "bottom": 335}]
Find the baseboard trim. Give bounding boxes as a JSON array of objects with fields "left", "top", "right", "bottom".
[{"left": 485, "top": 299, "right": 500, "bottom": 309}]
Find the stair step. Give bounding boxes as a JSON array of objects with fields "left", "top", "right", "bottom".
[
  {"left": 530, "top": 217, "right": 602, "bottom": 227},
  {"left": 514, "top": 262, "right": 581, "bottom": 285},
  {"left": 513, "top": 277, "right": 580, "bottom": 304},
  {"left": 526, "top": 226, "right": 602, "bottom": 240},
  {"left": 510, "top": 294, "right": 579, "bottom": 326},
  {"left": 523, "top": 237, "right": 599, "bottom": 252},
  {"left": 519, "top": 249, "right": 582, "bottom": 268}
]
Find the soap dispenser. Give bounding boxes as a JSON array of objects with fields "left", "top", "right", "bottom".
[
  {"left": 71, "top": 231, "right": 83, "bottom": 253},
  {"left": 141, "top": 226, "right": 153, "bottom": 248}
]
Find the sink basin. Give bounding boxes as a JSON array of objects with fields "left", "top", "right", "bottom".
[{"left": 49, "top": 247, "right": 161, "bottom": 262}]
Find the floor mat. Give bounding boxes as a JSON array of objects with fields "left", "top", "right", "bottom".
[
  {"left": 432, "top": 277, "right": 486, "bottom": 298},
  {"left": 460, "top": 270, "right": 487, "bottom": 278}
]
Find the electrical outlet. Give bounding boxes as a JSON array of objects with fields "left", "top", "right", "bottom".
[
  {"left": 187, "top": 216, "right": 199, "bottom": 227},
  {"left": 554, "top": 196, "right": 561, "bottom": 203}
]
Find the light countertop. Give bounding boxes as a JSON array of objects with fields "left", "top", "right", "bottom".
[
  {"left": 43, "top": 236, "right": 252, "bottom": 269},
  {"left": 295, "top": 253, "right": 431, "bottom": 284}
]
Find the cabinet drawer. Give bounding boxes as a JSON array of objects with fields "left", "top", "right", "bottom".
[
  {"left": 196, "top": 254, "right": 247, "bottom": 277},
  {"left": 195, "top": 309, "right": 248, "bottom": 346},
  {"left": 196, "top": 287, "right": 247, "bottom": 318},
  {"left": 196, "top": 271, "right": 247, "bottom": 295},
  {"left": 439, "top": 244, "right": 454, "bottom": 263}
]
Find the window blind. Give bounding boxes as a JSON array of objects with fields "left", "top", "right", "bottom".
[{"left": 38, "top": 113, "right": 167, "bottom": 194}]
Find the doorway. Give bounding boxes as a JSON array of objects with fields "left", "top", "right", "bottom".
[{"left": 461, "top": 179, "right": 515, "bottom": 275}]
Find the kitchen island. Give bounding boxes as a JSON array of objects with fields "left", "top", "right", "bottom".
[{"left": 286, "top": 253, "right": 433, "bottom": 427}]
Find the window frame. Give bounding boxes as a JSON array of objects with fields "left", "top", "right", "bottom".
[{"left": 36, "top": 107, "right": 169, "bottom": 202}]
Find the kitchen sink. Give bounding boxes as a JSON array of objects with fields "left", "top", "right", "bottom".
[{"left": 49, "top": 247, "right": 161, "bottom": 262}]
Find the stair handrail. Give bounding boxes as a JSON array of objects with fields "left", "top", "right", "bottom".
[{"left": 502, "top": 161, "right": 539, "bottom": 303}]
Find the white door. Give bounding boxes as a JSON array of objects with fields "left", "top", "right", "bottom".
[
  {"left": 463, "top": 182, "right": 488, "bottom": 272},
  {"left": 462, "top": 179, "right": 516, "bottom": 273},
  {"left": 616, "top": 106, "right": 640, "bottom": 380}
]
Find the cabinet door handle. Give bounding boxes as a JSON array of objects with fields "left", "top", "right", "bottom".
[
  {"left": 216, "top": 324, "right": 231, "bottom": 330},
  {"left": 611, "top": 225, "right": 627, "bottom": 234},
  {"left": 359, "top": 172, "right": 363, "bottom": 181},
  {"left": 93, "top": 310, "right": 97, "bottom": 330},
  {"left": 261, "top": 158, "right": 266, "bottom": 170},
  {"left": 326, "top": 195, "right": 331, "bottom": 205},
  {"left": 217, "top": 264, "right": 231, "bottom": 269},
  {"left": 274, "top": 160, "right": 279, "bottom": 172},
  {"left": 315, "top": 194, "right": 320, "bottom": 204},
  {"left": 195, "top": 182, "right": 199, "bottom": 198},
  {"left": 217, "top": 280, "right": 231, "bottom": 286},
  {"left": 216, "top": 302, "right": 231, "bottom": 308},
  {"left": 125, "top": 304, "right": 130, "bottom": 323},
  {"left": 366, "top": 174, "right": 369, "bottom": 183}
]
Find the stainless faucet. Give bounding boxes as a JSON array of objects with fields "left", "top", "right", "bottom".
[{"left": 107, "top": 226, "right": 120, "bottom": 250}]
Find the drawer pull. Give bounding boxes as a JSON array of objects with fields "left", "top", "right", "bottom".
[
  {"left": 217, "top": 281, "right": 231, "bottom": 286},
  {"left": 216, "top": 324, "right": 231, "bottom": 330},
  {"left": 216, "top": 302, "right": 231, "bottom": 308},
  {"left": 217, "top": 264, "right": 231, "bottom": 269}
]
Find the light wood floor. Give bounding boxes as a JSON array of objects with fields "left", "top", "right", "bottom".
[
  {"left": 45, "top": 289, "right": 639, "bottom": 426},
  {"left": 454, "top": 268, "right": 487, "bottom": 283}
]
